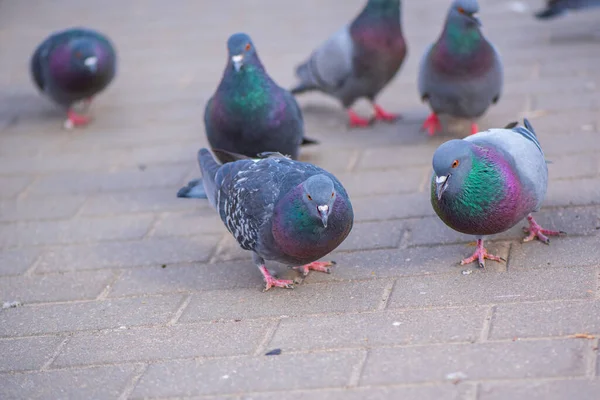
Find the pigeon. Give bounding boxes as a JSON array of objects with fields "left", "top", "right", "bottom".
[
  {"left": 205, "top": 33, "right": 316, "bottom": 164},
  {"left": 535, "top": 0, "right": 600, "bottom": 19},
  {"left": 430, "top": 119, "right": 564, "bottom": 268},
  {"left": 418, "top": 0, "right": 503, "bottom": 136},
  {"left": 30, "top": 27, "right": 116, "bottom": 129},
  {"left": 181, "top": 148, "right": 354, "bottom": 291},
  {"left": 290, "top": 0, "right": 407, "bottom": 128}
]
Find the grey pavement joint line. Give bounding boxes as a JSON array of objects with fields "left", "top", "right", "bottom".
[
  {"left": 377, "top": 280, "right": 396, "bottom": 311},
  {"left": 118, "top": 363, "right": 148, "bottom": 400},
  {"left": 15, "top": 177, "right": 40, "bottom": 201},
  {"left": 143, "top": 213, "right": 164, "bottom": 238},
  {"left": 209, "top": 233, "right": 231, "bottom": 264},
  {"left": 254, "top": 319, "right": 282, "bottom": 356},
  {"left": 23, "top": 253, "right": 43, "bottom": 278},
  {"left": 479, "top": 305, "right": 497, "bottom": 343},
  {"left": 398, "top": 228, "right": 411, "bottom": 249},
  {"left": 41, "top": 336, "right": 70, "bottom": 371},
  {"left": 348, "top": 349, "right": 369, "bottom": 387},
  {"left": 167, "top": 294, "right": 192, "bottom": 326},
  {"left": 589, "top": 338, "right": 599, "bottom": 378},
  {"left": 96, "top": 270, "right": 124, "bottom": 300},
  {"left": 346, "top": 149, "right": 362, "bottom": 172},
  {"left": 596, "top": 269, "right": 600, "bottom": 299}
]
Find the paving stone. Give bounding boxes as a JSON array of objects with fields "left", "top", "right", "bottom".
[
  {"left": 53, "top": 320, "right": 268, "bottom": 367},
  {"left": 335, "top": 168, "right": 428, "bottom": 198},
  {"left": 548, "top": 154, "right": 599, "bottom": 180},
  {"left": 357, "top": 145, "right": 440, "bottom": 171},
  {"left": 388, "top": 267, "right": 595, "bottom": 309},
  {"left": 0, "top": 336, "right": 64, "bottom": 372},
  {"left": 0, "top": 195, "right": 85, "bottom": 222},
  {"left": 179, "top": 280, "right": 388, "bottom": 322},
  {"left": 509, "top": 237, "right": 600, "bottom": 270},
  {"left": 479, "top": 379, "right": 600, "bottom": 400},
  {"left": 0, "top": 176, "right": 32, "bottom": 199},
  {"left": 546, "top": 178, "right": 600, "bottom": 208},
  {"left": 269, "top": 306, "right": 486, "bottom": 351},
  {"left": 0, "top": 364, "right": 137, "bottom": 400},
  {"left": 352, "top": 192, "right": 436, "bottom": 222},
  {"left": 37, "top": 235, "right": 221, "bottom": 272},
  {"left": 151, "top": 211, "right": 225, "bottom": 237},
  {"left": 0, "top": 270, "right": 115, "bottom": 304},
  {"left": 491, "top": 300, "right": 600, "bottom": 339},
  {"left": 361, "top": 339, "right": 588, "bottom": 385},
  {"left": 0, "top": 248, "right": 39, "bottom": 276},
  {"left": 0, "top": 294, "right": 183, "bottom": 337},
  {"left": 131, "top": 350, "right": 364, "bottom": 398},
  {"left": 337, "top": 220, "right": 405, "bottom": 252}
]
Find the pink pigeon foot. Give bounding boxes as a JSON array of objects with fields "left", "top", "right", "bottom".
[
  {"left": 65, "top": 109, "right": 91, "bottom": 129},
  {"left": 470, "top": 122, "right": 479, "bottom": 135},
  {"left": 421, "top": 112, "right": 442, "bottom": 136},
  {"left": 460, "top": 239, "right": 505, "bottom": 269},
  {"left": 347, "top": 110, "right": 372, "bottom": 128},
  {"left": 258, "top": 265, "right": 294, "bottom": 292},
  {"left": 523, "top": 215, "right": 565, "bottom": 244},
  {"left": 293, "top": 260, "right": 336, "bottom": 277},
  {"left": 373, "top": 104, "right": 400, "bottom": 122}
]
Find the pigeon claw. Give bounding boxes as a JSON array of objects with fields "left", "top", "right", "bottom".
[
  {"left": 522, "top": 215, "right": 565, "bottom": 245},
  {"left": 347, "top": 110, "right": 372, "bottom": 128},
  {"left": 258, "top": 265, "right": 294, "bottom": 291},
  {"left": 470, "top": 123, "right": 479, "bottom": 135},
  {"left": 65, "top": 109, "right": 91, "bottom": 129},
  {"left": 373, "top": 104, "right": 400, "bottom": 122},
  {"left": 460, "top": 239, "right": 504, "bottom": 269},
  {"left": 293, "top": 261, "right": 336, "bottom": 277},
  {"left": 421, "top": 113, "right": 442, "bottom": 136}
]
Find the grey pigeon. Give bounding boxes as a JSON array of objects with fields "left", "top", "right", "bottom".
[
  {"left": 181, "top": 149, "right": 354, "bottom": 291},
  {"left": 418, "top": 0, "right": 502, "bottom": 136},
  {"left": 290, "top": 0, "right": 407, "bottom": 128},
  {"left": 31, "top": 27, "right": 116, "bottom": 129},
  {"left": 430, "top": 119, "right": 564, "bottom": 268},
  {"left": 205, "top": 33, "right": 316, "bottom": 164},
  {"left": 535, "top": 0, "right": 600, "bottom": 19}
]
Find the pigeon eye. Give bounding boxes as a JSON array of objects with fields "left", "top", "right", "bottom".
[
  {"left": 245, "top": 43, "right": 251, "bottom": 51},
  {"left": 452, "top": 160, "right": 460, "bottom": 168},
  {"left": 457, "top": 7, "right": 465, "bottom": 14},
  {"left": 74, "top": 51, "right": 82, "bottom": 59},
  {"left": 331, "top": 192, "right": 334, "bottom": 198},
  {"left": 307, "top": 194, "right": 312, "bottom": 200}
]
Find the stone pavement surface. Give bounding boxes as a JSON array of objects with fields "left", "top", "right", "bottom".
[{"left": 0, "top": 0, "right": 599, "bottom": 399}]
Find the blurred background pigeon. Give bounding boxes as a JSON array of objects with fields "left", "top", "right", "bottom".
[{"left": 535, "top": 0, "right": 600, "bottom": 19}]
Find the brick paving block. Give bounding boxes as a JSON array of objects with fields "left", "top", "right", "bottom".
[
  {"left": 0, "top": 194, "right": 85, "bottom": 222},
  {"left": 356, "top": 145, "right": 440, "bottom": 171},
  {"left": 53, "top": 320, "right": 269, "bottom": 367},
  {"left": 27, "top": 164, "right": 190, "bottom": 195},
  {"left": 298, "top": 147, "right": 358, "bottom": 173},
  {"left": 534, "top": 92, "right": 597, "bottom": 112},
  {"left": 542, "top": 131, "right": 600, "bottom": 156},
  {"left": 548, "top": 154, "right": 599, "bottom": 180},
  {"left": 0, "top": 364, "right": 137, "bottom": 400},
  {"left": 545, "top": 178, "right": 600, "bottom": 208},
  {"left": 0, "top": 270, "right": 115, "bottom": 304},
  {"left": 509, "top": 237, "right": 600, "bottom": 270},
  {"left": 537, "top": 206, "right": 600, "bottom": 237},
  {"left": 490, "top": 300, "right": 600, "bottom": 339},
  {"left": 0, "top": 248, "right": 39, "bottom": 276},
  {"left": 479, "top": 379, "right": 600, "bottom": 400},
  {"left": 131, "top": 350, "right": 364, "bottom": 398},
  {"left": 37, "top": 235, "right": 221, "bottom": 272},
  {"left": 179, "top": 280, "right": 388, "bottom": 322},
  {"left": 337, "top": 220, "right": 405, "bottom": 252},
  {"left": 352, "top": 192, "right": 436, "bottom": 222},
  {"left": 388, "top": 267, "right": 595, "bottom": 309},
  {"left": 269, "top": 306, "right": 487, "bottom": 352},
  {"left": 79, "top": 188, "right": 199, "bottom": 216},
  {"left": 0, "top": 151, "right": 120, "bottom": 175},
  {"left": 0, "top": 336, "right": 64, "bottom": 372},
  {"left": 239, "top": 384, "right": 474, "bottom": 400},
  {"left": 115, "top": 143, "right": 198, "bottom": 168},
  {"left": 151, "top": 211, "right": 225, "bottom": 237},
  {"left": 335, "top": 168, "right": 428, "bottom": 198},
  {"left": 0, "top": 294, "right": 183, "bottom": 337},
  {"left": 0, "top": 214, "right": 153, "bottom": 248},
  {"left": 212, "top": 234, "right": 252, "bottom": 263},
  {"left": 361, "top": 339, "right": 588, "bottom": 385},
  {"left": 0, "top": 176, "right": 32, "bottom": 199}
]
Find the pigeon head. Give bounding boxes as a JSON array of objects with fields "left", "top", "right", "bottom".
[
  {"left": 66, "top": 38, "right": 103, "bottom": 74},
  {"left": 300, "top": 174, "right": 337, "bottom": 228},
  {"left": 226, "top": 33, "right": 259, "bottom": 72},
  {"left": 449, "top": 0, "right": 481, "bottom": 27},
  {"left": 432, "top": 139, "right": 474, "bottom": 201}
]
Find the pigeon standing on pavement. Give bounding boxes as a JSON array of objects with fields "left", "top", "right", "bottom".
[
  {"left": 205, "top": 33, "right": 317, "bottom": 164},
  {"left": 290, "top": 0, "right": 407, "bottom": 128},
  {"left": 30, "top": 28, "right": 116, "bottom": 129},
  {"left": 418, "top": 0, "right": 502, "bottom": 136},
  {"left": 180, "top": 148, "right": 354, "bottom": 291},
  {"left": 430, "top": 119, "right": 564, "bottom": 268},
  {"left": 535, "top": 0, "right": 600, "bottom": 19}
]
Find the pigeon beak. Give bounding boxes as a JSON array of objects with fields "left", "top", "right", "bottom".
[
  {"left": 471, "top": 14, "right": 482, "bottom": 26},
  {"left": 232, "top": 54, "right": 244, "bottom": 72},
  {"left": 317, "top": 205, "right": 329, "bottom": 228},
  {"left": 435, "top": 175, "right": 450, "bottom": 201},
  {"left": 84, "top": 57, "right": 98, "bottom": 72}
]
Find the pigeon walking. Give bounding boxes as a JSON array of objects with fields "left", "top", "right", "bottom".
[
  {"left": 418, "top": 0, "right": 502, "bottom": 136},
  {"left": 535, "top": 0, "right": 600, "bottom": 19},
  {"left": 205, "top": 33, "right": 316, "bottom": 163},
  {"left": 430, "top": 119, "right": 564, "bottom": 268},
  {"left": 31, "top": 28, "right": 116, "bottom": 129},
  {"left": 180, "top": 149, "right": 354, "bottom": 291},
  {"left": 290, "top": 0, "right": 407, "bottom": 128}
]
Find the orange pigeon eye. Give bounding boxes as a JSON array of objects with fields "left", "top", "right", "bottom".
[
  {"left": 74, "top": 51, "right": 83, "bottom": 59},
  {"left": 457, "top": 7, "right": 465, "bottom": 14},
  {"left": 245, "top": 43, "right": 251, "bottom": 51},
  {"left": 307, "top": 194, "right": 312, "bottom": 200},
  {"left": 452, "top": 160, "right": 460, "bottom": 168}
]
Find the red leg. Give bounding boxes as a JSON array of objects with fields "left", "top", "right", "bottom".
[
  {"left": 421, "top": 113, "right": 442, "bottom": 136},
  {"left": 347, "top": 110, "right": 372, "bottom": 128},
  {"left": 293, "top": 261, "right": 336, "bottom": 277},
  {"left": 460, "top": 239, "right": 505, "bottom": 269},
  {"left": 373, "top": 104, "right": 400, "bottom": 122},
  {"left": 258, "top": 265, "right": 294, "bottom": 292},
  {"left": 64, "top": 109, "right": 91, "bottom": 129},
  {"left": 523, "top": 215, "right": 565, "bottom": 244},
  {"left": 470, "top": 123, "right": 479, "bottom": 135}
]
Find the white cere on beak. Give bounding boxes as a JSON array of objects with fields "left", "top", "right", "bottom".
[
  {"left": 435, "top": 175, "right": 448, "bottom": 184},
  {"left": 84, "top": 57, "right": 98, "bottom": 68},
  {"left": 317, "top": 205, "right": 329, "bottom": 213},
  {"left": 232, "top": 54, "right": 243, "bottom": 71}
]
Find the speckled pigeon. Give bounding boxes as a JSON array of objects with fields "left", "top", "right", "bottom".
[
  {"left": 183, "top": 148, "right": 354, "bottom": 291},
  {"left": 535, "top": 0, "right": 600, "bottom": 19},
  {"left": 205, "top": 33, "right": 316, "bottom": 164},
  {"left": 430, "top": 119, "right": 565, "bottom": 268},
  {"left": 418, "top": 0, "right": 503, "bottom": 136},
  {"left": 31, "top": 27, "right": 116, "bottom": 129},
  {"left": 290, "top": 0, "right": 407, "bottom": 128}
]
